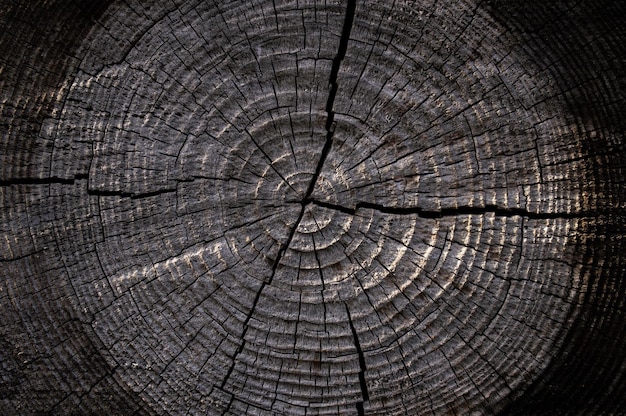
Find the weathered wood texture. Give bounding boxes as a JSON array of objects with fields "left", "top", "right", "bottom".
[{"left": 1, "top": 0, "right": 625, "bottom": 414}]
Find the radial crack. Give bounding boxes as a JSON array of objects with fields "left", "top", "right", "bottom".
[
  {"left": 303, "top": 0, "right": 356, "bottom": 200},
  {"left": 309, "top": 199, "right": 607, "bottom": 220},
  {"left": 87, "top": 188, "right": 177, "bottom": 199},
  {"left": 0, "top": 173, "right": 88, "bottom": 187},
  {"left": 345, "top": 302, "right": 369, "bottom": 415},
  {"left": 220, "top": 1, "right": 357, "bottom": 407}
]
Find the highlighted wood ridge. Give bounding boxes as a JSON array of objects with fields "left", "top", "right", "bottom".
[{"left": 2, "top": 0, "right": 626, "bottom": 415}]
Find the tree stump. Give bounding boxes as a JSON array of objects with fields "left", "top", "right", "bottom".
[{"left": 1, "top": 0, "right": 625, "bottom": 414}]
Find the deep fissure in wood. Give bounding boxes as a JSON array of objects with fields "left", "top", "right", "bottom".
[
  {"left": 219, "top": 0, "right": 357, "bottom": 404},
  {"left": 346, "top": 302, "right": 370, "bottom": 414},
  {"left": 309, "top": 199, "right": 606, "bottom": 220}
]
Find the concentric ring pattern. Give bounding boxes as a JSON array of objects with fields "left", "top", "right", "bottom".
[{"left": 2, "top": 0, "right": 625, "bottom": 415}]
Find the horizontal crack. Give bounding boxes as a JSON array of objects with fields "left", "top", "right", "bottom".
[
  {"left": 0, "top": 175, "right": 177, "bottom": 201},
  {"left": 86, "top": 188, "right": 177, "bottom": 199},
  {"left": 0, "top": 174, "right": 88, "bottom": 187},
  {"left": 309, "top": 199, "right": 608, "bottom": 219}
]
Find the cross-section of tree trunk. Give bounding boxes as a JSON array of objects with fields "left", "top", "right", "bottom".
[{"left": 1, "top": 1, "right": 625, "bottom": 415}]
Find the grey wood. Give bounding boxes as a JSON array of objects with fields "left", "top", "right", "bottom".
[{"left": 1, "top": 0, "right": 625, "bottom": 415}]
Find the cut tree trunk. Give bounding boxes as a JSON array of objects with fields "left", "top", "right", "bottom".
[{"left": 1, "top": 1, "right": 625, "bottom": 415}]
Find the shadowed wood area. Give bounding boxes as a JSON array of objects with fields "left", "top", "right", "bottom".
[{"left": 1, "top": 0, "right": 625, "bottom": 414}]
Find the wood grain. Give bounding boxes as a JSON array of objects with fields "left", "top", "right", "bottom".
[{"left": 1, "top": 0, "right": 625, "bottom": 415}]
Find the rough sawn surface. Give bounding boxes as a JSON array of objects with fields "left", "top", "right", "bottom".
[{"left": 1, "top": 0, "right": 625, "bottom": 415}]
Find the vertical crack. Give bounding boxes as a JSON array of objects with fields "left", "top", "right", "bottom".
[
  {"left": 346, "top": 302, "right": 369, "bottom": 415},
  {"left": 304, "top": 0, "right": 357, "bottom": 201},
  {"left": 219, "top": 2, "right": 357, "bottom": 407}
]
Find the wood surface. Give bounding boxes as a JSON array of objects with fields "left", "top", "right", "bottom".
[{"left": 1, "top": 0, "right": 625, "bottom": 414}]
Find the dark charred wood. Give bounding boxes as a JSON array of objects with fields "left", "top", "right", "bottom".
[{"left": 1, "top": 1, "right": 625, "bottom": 415}]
